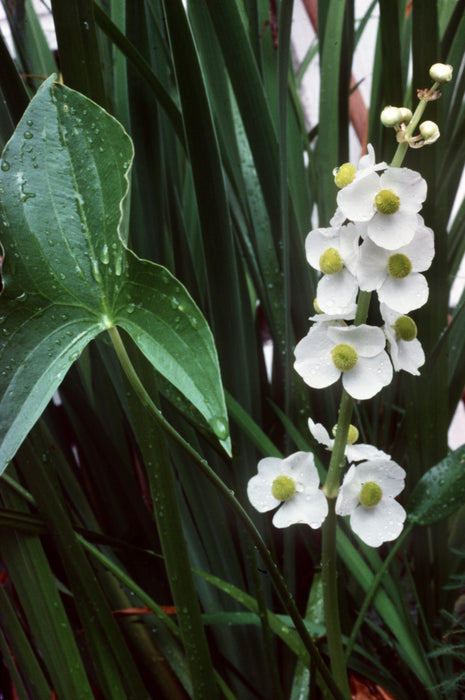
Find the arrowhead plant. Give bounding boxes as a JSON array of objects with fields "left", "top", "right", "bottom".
[{"left": 0, "top": 75, "right": 230, "bottom": 472}]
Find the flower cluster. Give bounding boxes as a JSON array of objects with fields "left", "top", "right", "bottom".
[
  {"left": 294, "top": 145, "right": 434, "bottom": 399},
  {"left": 246, "top": 141, "right": 436, "bottom": 547},
  {"left": 247, "top": 448, "right": 406, "bottom": 547}
]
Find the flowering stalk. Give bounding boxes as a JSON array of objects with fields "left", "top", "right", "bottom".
[{"left": 246, "top": 63, "right": 452, "bottom": 697}]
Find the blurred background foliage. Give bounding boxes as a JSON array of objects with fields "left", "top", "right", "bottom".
[{"left": 0, "top": 0, "right": 465, "bottom": 697}]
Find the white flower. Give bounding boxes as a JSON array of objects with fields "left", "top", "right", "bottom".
[
  {"left": 294, "top": 323, "right": 393, "bottom": 400},
  {"left": 305, "top": 224, "right": 360, "bottom": 315},
  {"left": 381, "top": 304, "right": 425, "bottom": 375},
  {"left": 356, "top": 223, "right": 434, "bottom": 313},
  {"left": 336, "top": 166, "right": 427, "bottom": 250},
  {"left": 331, "top": 145, "right": 386, "bottom": 226},
  {"left": 308, "top": 418, "right": 390, "bottom": 462},
  {"left": 247, "top": 452, "right": 328, "bottom": 528},
  {"left": 335, "top": 459, "right": 406, "bottom": 547}
]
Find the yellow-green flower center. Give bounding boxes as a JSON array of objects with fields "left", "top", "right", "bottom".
[
  {"left": 334, "top": 163, "right": 357, "bottom": 188},
  {"left": 387, "top": 253, "right": 412, "bottom": 279},
  {"left": 319, "top": 247, "right": 343, "bottom": 275},
  {"left": 359, "top": 481, "right": 383, "bottom": 507},
  {"left": 394, "top": 315, "right": 417, "bottom": 341},
  {"left": 332, "top": 423, "right": 359, "bottom": 444},
  {"left": 331, "top": 343, "right": 358, "bottom": 372},
  {"left": 271, "top": 475, "right": 296, "bottom": 501},
  {"left": 375, "top": 189, "right": 400, "bottom": 215}
]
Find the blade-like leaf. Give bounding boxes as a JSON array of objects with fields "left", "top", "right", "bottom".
[{"left": 0, "top": 75, "right": 230, "bottom": 474}]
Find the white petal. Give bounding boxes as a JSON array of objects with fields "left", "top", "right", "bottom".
[
  {"left": 305, "top": 227, "right": 341, "bottom": 269},
  {"left": 345, "top": 444, "right": 391, "bottom": 462},
  {"left": 342, "top": 353, "right": 393, "bottom": 400},
  {"left": 294, "top": 329, "right": 341, "bottom": 389},
  {"left": 328, "top": 324, "right": 386, "bottom": 357},
  {"left": 379, "top": 274, "right": 429, "bottom": 313},
  {"left": 379, "top": 168, "right": 427, "bottom": 208},
  {"left": 336, "top": 171, "right": 380, "bottom": 222},
  {"left": 273, "top": 490, "right": 328, "bottom": 529},
  {"left": 316, "top": 269, "right": 358, "bottom": 315},
  {"left": 357, "top": 239, "right": 389, "bottom": 290},
  {"left": 330, "top": 208, "right": 347, "bottom": 227},
  {"left": 339, "top": 223, "right": 362, "bottom": 273},
  {"left": 368, "top": 210, "right": 418, "bottom": 250},
  {"left": 355, "top": 459, "right": 406, "bottom": 497},
  {"left": 247, "top": 474, "right": 281, "bottom": 513},
  {"left": 284, "top": 451, "right": 320, "bottom": 491},
  {"left": 350, "top": 499, "right": 406, "bottom": 547},
  {"left": 398, "top": 225, "right": 435, "bottom": 271},
  {"left": 393, "top": 338, "right": 425, "bottom": 375},
  {"left": 335, "top": 465, "right": 361, "bottom": 515},
  {"left": 308, "top": 418, "right": 333, "bottom": 449}
]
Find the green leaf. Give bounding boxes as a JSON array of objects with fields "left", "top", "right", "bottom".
[
  {"left": 0, "top": 75, "right": 230, "bottom": 474},
  {"left": 407, "top": 444, "right": 465, "bottom": 525}
]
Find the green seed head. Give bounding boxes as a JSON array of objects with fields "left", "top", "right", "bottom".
[
  {"left": 387, "top": 253, "right": 412, "bottom": 279},
  {"left": 375, "top": 189, "right": 400, "bottom": 215},
  {"left": 359, "top": 481, "right": 383, "bottom": 507},
  {"left": 394, "top": 315, "right": 417, "bottom": 341},
  {"left": 319, "top": 247, "right": 343, "bottom": 275},
  {"left": 334, "top": 163, "right": 357, "bottom": 188},
  {"left": 331, "top": 343, "right": 358, "bottom": 372},
  {"left": 271, "top": 475, "right": 296, "bottom": 502},
  {"left": 332, "top": 423, "right": 359, "bottom": 444}
]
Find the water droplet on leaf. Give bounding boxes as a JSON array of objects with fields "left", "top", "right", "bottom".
[{"left": 210, "top": 416, "right": 229, "bottom": 440}]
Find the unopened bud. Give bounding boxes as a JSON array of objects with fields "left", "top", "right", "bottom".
[
  {"left": 380, "top": 106, "right": 402, "bottom": 127},
  {"left": 398, "top": 107, "right": 412, "bottom": 124},
  {"left": 429, "top": 63, "right": 453, "bottom": 83},
  {"left": 419, "top": 120, "right": 440, "bottom": 144}
]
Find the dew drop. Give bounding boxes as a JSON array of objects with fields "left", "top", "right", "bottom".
[
  {"left": 210, "top": 416, "right": 229, "bottom": 440},
  {"left": 126, "top": 303, "right": 135, "bottom": 314},
  {"left": 1, "top": 161, "right": 10, "bottom": 172},
  {"left": 100, "top": 243, "right": 110, "bottom": 265},
  {"left": 24, "top": 131, "right": 33, "bottom": 140}
]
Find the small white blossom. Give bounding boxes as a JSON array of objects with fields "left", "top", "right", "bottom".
[
  {"left": 247, "top": 452, "right": 328, "bottom": 528},
  {"left": 356, "top": 223, "right": 434, "bottom": 313},
  {"left": 294, "top": 323, "right": 393, "bottom": 400},
  {"left": 308, "top": 418, "right": 390, "bottom": 462},
  {"left": 336, "top": 166, "right": 427, "bottom": 250},
  {"left": 331, "top": 146, "right": 387, "bottom": 225},
  {"left": 336, "top": 459, "right": 406, "bottom": 547},
  {"left": 305, "top": 224, "right": 360, "bottom": 315},
  {"left": 381, "top": 304, "right": 425, "bottom": 375}
]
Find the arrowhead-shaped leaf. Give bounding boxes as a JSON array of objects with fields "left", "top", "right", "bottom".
[
  {"left": 407, "top": 444, "right": 465, "bottom": 525},
  {"left": 0, "top": 76, "right": 230, "bottom": 473}
]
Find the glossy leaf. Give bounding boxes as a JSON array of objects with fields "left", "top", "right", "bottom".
[
  {"left": 0, "top": 75, "right": 230, "bottom": 474},
  {"left": 407, "top": 444, "right": 465, "bottom": 525}
]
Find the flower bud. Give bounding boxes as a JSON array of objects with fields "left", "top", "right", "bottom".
[
  {"left": 429, "top": 63, "right": 453, "bottom": 83},
  {"left": 380, "top": 106, "right": 402, "bottom": 127},
  {"left": 398, "top": 107, "right": 412, "bottom": 124},
  {"left": 419, "top": 120, "right": 440, "bottom": 144}
]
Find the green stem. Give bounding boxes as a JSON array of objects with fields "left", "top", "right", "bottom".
[
  {"left": 108, "top": 326, "right": 218, "bottom": 700},
  {"left": 391, "top": 81, "right": 440, "bottom": 167},
  {"left": 107, "top": 328, "right": 346, "bottom": 700},
  {"left": 321, "top": 500, "right": 351, "bottom": 698},
  {"left": 320, "top": 290, "right": 371, "bottom": 696}
]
